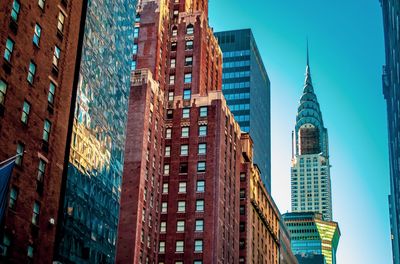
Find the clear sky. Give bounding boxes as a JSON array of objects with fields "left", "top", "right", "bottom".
[{"left": 209, "top": 0, "right": 391, "bottom": 263}]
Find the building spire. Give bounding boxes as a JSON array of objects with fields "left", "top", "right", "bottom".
[{"left": 304, "top": 39, "right": 313, "bottom": 90}]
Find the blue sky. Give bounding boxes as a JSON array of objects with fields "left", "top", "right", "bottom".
[{"left": 209, "top": 0, "right": 391, "bottom": 263}]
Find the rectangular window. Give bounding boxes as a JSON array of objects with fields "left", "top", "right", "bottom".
[
  {"left": 9, "top": 187, "right": 18, "bottom": 210},
  {"left": 0, "top": 80, "right": 7, "bottom": 106},
  {"left": 197, "top": 161, "right": 206, "bottom": 172},
  {"left": 199, "top": 125, "right": 207, "bottom": 136},
  {"left": 37, "top": 159, "right": 46, "bottom": 182},
  {"left": 240, "top": 205, "right": 245, "bottom": 215},
  {"left": 182, "top": 108, "right": 190, "bottom": 118},
  {"left": 38, "top": 0, "right": 45, "bottom": 9},
  {"left": 27, "top": 61, "right": 36, "bottom": 84},
  {"left": 196, "top": 180, "right": 205, "bottom": 192},
  {"left": 175, "top": 241, "right": 184, "bottom": 252},
  {"left": 165, "top": 146, "right": 171, "bottom": 157},
  {"left": 163, "top": 164, "right": 170, "bottom": 175},
  {"left": 131, "top": 60, "right": 136, "bottom": 70},
  {"left": 161, "top": 202, "right": 168, "bottom": 213},
  {"left": 185, "top": 56, "right": 193, "bottom": 66},
  {"left": 11, "top": 0, "right": 20, "bottom": 22},
  {"left": 16, "top": 143, "right": 24, "bottom": 165},
  {"left": 166, "top": 109, "right": 173, "bottom": 119},
  {"left": 48, "top": 82, "right": 56, "bottom": 105},
  {"left": 194, "top": 240, "right": 203, "bottom": 252},
  {"left": 170, "top": 58, "right": 176, "bottom": 68},
  {"left": 169, "top": 75, "right": 175, "bottom": 85},
  {"left": 195, "top": 219, "right": 204, "bottom": 231},
  {"left": 240, "top": 189, "right": 245, "bottom": 199},
  {"left": 179, "top": 163, "right": 188, "bottom": 173},
  {"left": 4, "top": 38, "right": 14, "bottom": 62},
  {"left": 57, "top": 11, "right": 65, "bottom": 33},
  {"left": 181, "top": 127, "right": 189, "bottom": 137},
  {"left": 2, "top": 234, "right": 11, "bottom": 257},
  {"left": 32, "top": 202, "right": 40, "bottom": 225},
  {"left": 33, "top": 24, "right": 41, "bottom": 46},
  {"left": 134, "top": 27, "right": 140, "bottom": 38},
  {"left": 160, "top": 222, "right": 167, "bottom": 233},
  {"left": 199, "top": 106, "right": 207, "bottom": 117},
  {"left": 180, "top": 145, "right": 188, "bottom": 156},
  {"left": 27, "top": 245, "right": 34, "bottom": 259},
  {"left": 162, "top": 183, "right": 169, "bottom": 194},
  {"left": 159, "top": 241, "right": 165, "bottom": 253},
  {"left": 168, "top": 91, "right": 174, "bottom": 101},
  {"left": 177, "top": 201, "right": 186, "bottom": 212},
  {"left": 43, "top": 119, "right": 52, "bottom": 142},
  {"left": 198, "top": 143, "right": 206, "bottom": 155},
  {"left": 178, "top": 182, "right": 186, "bottom": 193},
  {"left": 53, "top": 46, "right": 61, "bottom": 67},
  {"left": 165, "top": 128, "right": 172, "bottom": 139},
  {"left": 183, "top": 89, "right": 191, "bottom": 100},
  {"left": 176, "top": 220, "right": 185, "bottom": 232},
  {"left": 184, "top": 73, "right": 192, "bottom": 83},
  {"left": 133, "top": 44, "right": 138, "bottom": 54},
  {"left": 21, "top": 101, "right": 30, "bottom": 124},
  {"left": 196, "top": 200, "right": 204, "bottom": 212},
  {"left": 185, "top": 40, "right": 193, "bottom": 50},
  {"left": 240, "top": 173, "right": 246, "bottom": 182},
  {"left": 171, "top": 42, "right": 177, "bottom": 51}
]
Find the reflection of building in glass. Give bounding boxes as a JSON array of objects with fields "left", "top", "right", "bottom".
[
  {"left": 282, "top": 212, "right": 340, "bottom": 264},
  {"left": 55, "top": 0, "right": 136, "bottom": 263},
  {"left": 215, "top": 29, "right": 271, "bottom": 191},
  {"left": 280, "top": 220, "right": 300, "bottom": 264},
  {"left": 380, "top": 1, "right": 400, "bottom": 263}
]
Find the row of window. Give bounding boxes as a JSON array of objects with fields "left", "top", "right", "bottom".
[
  {"left": 222, "top": 71, "right": 250, "bottom": 79},
  {"left": 18, "top": 100, "right": 53, "bottom": 141},
  {"left": 223, "top": 50, "right": 251, "bottom": 58},
  {"left": 169, "top": 73, "right": 192, "bottom": 85},
  {"left": 164, "top": 143, "right": 207, "bottom": 156},
  {"left": 160, "top": 199, "right": 205, "bottom": 213},
  {"left": 162, "top": 180, "right": 205, "bottom": 194},
  {"left": 159, "top": 218, "right": 204, "bottom": 233},
  {"left": 163, "top": 161, "right": 206, "bottom": 175},
  {"left": 222, "top": 81, "right": 250, "bottom": 90},
  {"left": 171, "top": 24, "right": 194, "bottom": 37},
  {"left": 222, "top": 60, "right": 250, "bottom": 69},
  {"left": 9, "top": 187, "right": 40, "bottom": 225},
  {"left": 164, "top": 125, "right": 208, "bottom": 138},
  {"left": 229, "top": 103, "right": 250, "bottom": 111},
  {"left": 159, "top": 239, "right": 203, "bottom": 254},
  {"left": 225, "top": 92, "right": 250, "bottom": 100}
]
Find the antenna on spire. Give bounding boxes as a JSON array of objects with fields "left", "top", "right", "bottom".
[{"left": 306, "top": 37, "right": 310, "bottom": 67}]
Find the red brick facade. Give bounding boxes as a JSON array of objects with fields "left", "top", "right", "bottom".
[{"left": 0, "top": 0, "right": 84, "bottom": 263}]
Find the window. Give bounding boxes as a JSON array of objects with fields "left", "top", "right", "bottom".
[
  {"left": 11, "top": 0, "right": 20, "bottom": 22},
  {"left": 196, "top": 180, "right": 205, "bottom": 192},
  {"left": 131, "top": 60, "right": 136, "bottom": 70},
  {"left": 199, "top": 125, "right": 207, "bottom": 136},
  {"left": 178, "top": 182, "right": 186, "bottom": 193},
  {"left": 37, "top": 159, "right": 46, "bottom": 182},
  {"left": 165, "top": 146, "right": 171, "bottom": 157},
  {"left": 184, "top": 73, "right": 192, "bottom": 83},
  {"left": 134, "top": 27, "right": 140, "bottom": 38},
  {"left": 169, "top": 75, "right": 175, "bottom": 85},
  {"left": 240, "top": 189, "right": 245, "bottom": 199},
  {"left": 175, "top": 241, "right": 184, "bottom": 252},
  {"left": 4, "top": 38, "right": 14, "bottom": 62},
  {"left": 133, "top": 44, "right": 138, "bottom": 54},
  {"left": 48, "top": 82, "right": 56, "bottom": 105},
  {"left": 53, "top": 46, "right": 61, "bottom": 67},
  {"left": 162, "top": 183, "right": 169, "bottom": 194},
  {"left": 159, "top": 241, "right": 165, "bottom": 253},
  {"left": 172, "top": 26, "right": 178, "bottom": 36},
  {"left": 239, "top": 205, "right": 245, "bottom": 215},
  {"left": 199, "top": 107, "right": 207, "bottom": 117},
  {"left": 27, "top": 61, "right": 36, "bottom": 84},
  {"left": 239, "top": 239, "right": 245, "bottom": 249},
  {"left": 166, "top": 109, "right": 173, "bottom": 119},
  {"left": 1, "top": 234, "right": 11, "bottom": 257},
  {"left": 183, "top": 89, "right": 191, "bottom": 100},
  {"left": 0, "top": 80, "right": 7, "bottom": 106},
  {"left": 177, "top": 201, "right": 186, "bottom": 212},
  {"left": 176, "top": 220, "right": 185, "bottom": 232},
  {"left": 38, "top": 0, "right": 45, "bottom": 9},
  {"left": 21, "top": 101, "right": 30, "bottom": 124},
  {"left": 194, "top": 240, "right": 203, "bottom": 252},
  {"left": 197, "top": 162, "right": 206, "bottom": 172},
  {"left": 198, "top": 143, "right": 206, "bottom": 155},
  {"left": 194, "top": 261, "right": 203, "bottom": 264},
  {"left": 171, "top": 42, "right": 177, "bottom": 51},
  {"left": 32, "top": 202, "right": 40, "bottom": 225},
  {"left": 186, "top": 24, "right": 194, "bottom": 35},
  {"left": 182, "top": 108, "right": 190, "bottom": 118},
  {"left": 33, "top": 24, "right": 41, "bottom": 46},
  {"left": 16, "top": 143, "right": 24, "bottom": 165},
  {"left": 27, "top": 244, "right": 34, "bottom": 258},
  {"left": 168, "top": 91, "right": 174, "bottom": 101},
  {"left": 57, "top": 12, "right": 65, "bottom": 33},
  {"left": 181, "top": 127, "right": 189, "bottom": 137},
  {"left": 185, "top": 56, "right": 193, "bottom": 66},
  {"left": 240, "top": 173, "right": 246, "bottom": 182},
  {"left": 195, "top": 200, "right": 204, "bottom": 211},
  {"left": 165, "top": 128, "right": 172, "bottom": 139},
  {"left": 179, "top": 163, "right": 188, "bottom": 173},
  {"left": 43, "top": 119, "right": 52, "bottom": 142},
  {"left": 160, "top": 222, "right": 167, "bottom": 233},
  {"left": 164, "top": 164, "right": 170, "bottom": 175},
  {"left": 170, "top": 58, "right": 176, "bottom": 68},
  {"left": 195, "top": 219, "right": 204, "bottom": 231},
  {"left": 9, "top": 187, "right": 18, "bottom": 210},
  {"left": 161, "top": 202, "right": 168, "bottom": 213},
  {"left": 180, "top": 145, "right": 188, "bottom": 156},
  {"left": 239, "top": 222, "right": 245, "bottom": 232},
  {"left": 185, "top": 40, "right": 193, "bottom": 50}
]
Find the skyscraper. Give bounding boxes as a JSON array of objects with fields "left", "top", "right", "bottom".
[
  {"left": 215, "top": 29, "right": 271, "bottom": 191},
  {"left": 116, "top": 1, "right": 241, "bottom": 263},
  {"left": 54, "top": 1, "right": 136, "bottom": 263},
  {"left": 290, "top": 50, "right": 333, "bottom": 221},
  {"left": 0, "top": 0, "right": 85, "bottom": 262},
  {"left": 380, "top": 0, "right": 400, "bottom": 263}
]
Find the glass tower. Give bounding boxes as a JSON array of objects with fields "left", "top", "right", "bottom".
[
  {"left": 55, "top": 0, "right": 136, "bottom": 263},
  {"left": 215, "top": 29, "right": 271, "bottom": 191}
]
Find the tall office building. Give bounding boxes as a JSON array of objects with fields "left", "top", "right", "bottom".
[
  {"left": 54, "top": 1, "right": 136, "bottom": 263},
  {"left": 116, "top": 0, "right": 241, "bottom": 263},
  {"left": 0, "top": 0, "right": 85, "bottom": 263},
  {"left": 215, "top": 29, "right": 271, "bottom": 191},
  {"left": 282, "top": 212, "right": 340, "bottom": 264},
  {"left": 380, "top": 0, "right": 400, "bottom": 263},
  {"left": 290, "top": 51, "right": 333, "bottom": 221}
]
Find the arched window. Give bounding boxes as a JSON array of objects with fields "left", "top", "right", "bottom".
[{"left": 186, "top": 24, "right": 194, "bottom": 35}]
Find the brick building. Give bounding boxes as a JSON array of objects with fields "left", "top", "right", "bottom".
[
  {"left": 239, "top": 133, "right": 280, "bottom": 263},
  {"left": 0, "top": 0, "right": 85, "bottom": 263},
  {"left": 116, "top": 0, "right": 242, "bottom": 263}
]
